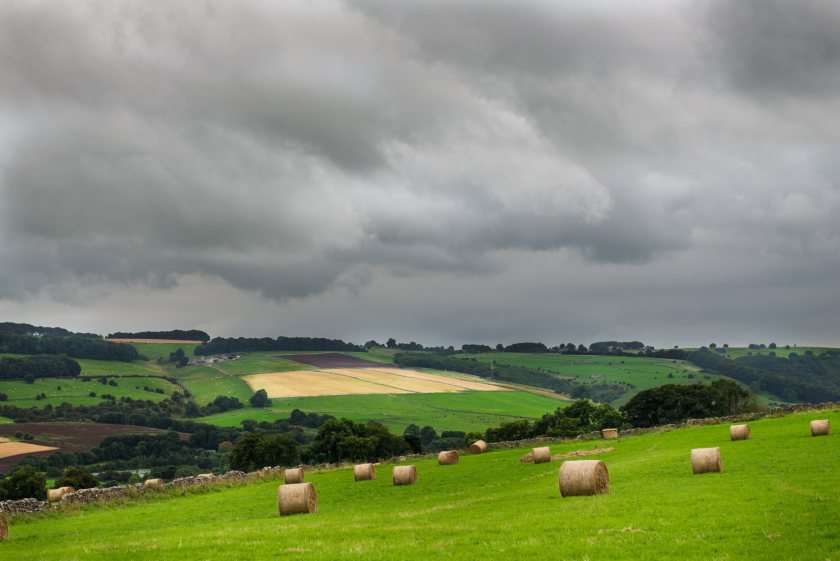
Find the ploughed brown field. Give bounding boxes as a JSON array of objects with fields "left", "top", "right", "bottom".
[
  {"left": 106, "top": 338, "right": 204, "bottom": 344},
  {"left": 279, "top": 353, "right": 391, "bottom": 369},
  {"left": 0, "top": 423, "right": 189, "bottom": 473}
]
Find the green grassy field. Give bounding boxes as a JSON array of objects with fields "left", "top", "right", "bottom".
[
  {"left": 176, "top": 366, "right": 255, "bottom": 406},
  {"left": 129, "top": 342, "right": 200, "bottom": 362},
  {"left": 74, "top": 358, "right": 167, "bottom": 377},
  {"left": 0, "top": 376, "right": 178, "bottom": 408},
  {"left": 457, "top": 352, "right": 716, "bottom": 406},
  {"left": 3, "top": 409, "right": 838, "bottom": 560},
  {"left": 692, "top": 346, "right": 832, "bottom": 359},
  {"left": 214, "top": 352, "right": 315, "bottom": 375},
  {"left": 197, "top": 390, "right": 569, "bottom": 433}
]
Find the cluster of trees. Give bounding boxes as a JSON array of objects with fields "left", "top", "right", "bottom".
[
  {"left": 483, "top": 401, "right": 626, "bottom": 442},
  {"left": 620, "top": 379, "right": 757, "bottom": 427},
  {"left": 0, "top": 332, "right": 140, "bottom": 362},
  {"left": 167, "top": 348, "right": 190, "bottom": 367},
  {"left": 108, "top": 330, "right": 211, "bottom": 342},
  {"left": 195, "top": 336, "right": 363, "bottom": 355},
  {"left": 588, "top": 341, "right": 645, "bottom": 353},
  {"left": 0, "top": 322, "right": 100, "bottom": 338},
  {"left": 0, "top": 355, "right": 81, "bottom": 380}
]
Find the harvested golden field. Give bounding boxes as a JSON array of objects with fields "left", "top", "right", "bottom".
[
  {"left": 0, "top": 441, "right": 58, "bottom": 459},
  {"left": 244, "top": 367, "right": 505, "bottom": 398},
  {"left": 105, "top": 338, "right": 203, "bottom": 344}
]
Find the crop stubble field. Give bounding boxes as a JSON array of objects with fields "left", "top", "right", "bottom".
[{"left": 2, "top": 410, "right": 837, "bottom": 560}]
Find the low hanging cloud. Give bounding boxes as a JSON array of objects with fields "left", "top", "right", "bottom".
[{"left": 0, "top": 0, "right": 838, "bottom": 344}]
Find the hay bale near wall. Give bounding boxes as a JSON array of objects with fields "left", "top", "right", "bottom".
[
  {"left": 691, "top": 447, "right": 722, "bottom": 474},
  {"left": 730, "top": 424, "right": 750, "bottom": 441},
  {"left": 601, "top": 428, "right": 619, "bottom": 440},
  {"left": 196, "top": 473, "right": 214, "bottom": 480},
  {"left": 277, "top": 482, "right": 317, "bottom": 516},
  {"left": 469, "top": 440, "right": 488, "bottom": 454},
  {"left": 354, "top": 463, "right": 375, "bottom": 481},
  {"left": 143, "top": 478, "right": 165, "bottom": 488},
  {"left": 810, "top": 419, "right": 831, "bottom": 436},
  {"left": 438, "top": 450, "right": 459, "bottom": 465},
  {"left": 0, "top": 512, "right": 7, "bottom": 541},
  {"left": 392, "top": 465, "right": 417, "bottom": 486},
  {"left": 48, "top": 486, "right": 75, "bottom": 503},
  {"left": 284, "top": 467, "right": 305, "bottom": 484},
  {"left": 533, "top": 446, "right": 551, "bottom": 464},
  {"left": 559, "top": 460, "right": 610, "bottom": 497}
]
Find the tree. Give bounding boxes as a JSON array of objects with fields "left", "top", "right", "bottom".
[
  {"left": 769, "top": 343, "right": 777, "bottom": 349},
  {"left": 419, "top": 425, "right": 438, "bottom": 446},
  {"left": 249, "top": 389, "right": 272, "bottom": 408},
  {"left": 364, "top": 340, "right": 380, "bottom": 349},
  {"left": 1, "top": 466, "right": 47, "bottom": 500},
  {"left": 386, "top": 338, "right": 397, "bottom": 349},
  {"left": 229, "top": 433, "right": 300, "bottom": 471},
  {"left": 56, "top": 466, "right": 98, "bottom": 490}
]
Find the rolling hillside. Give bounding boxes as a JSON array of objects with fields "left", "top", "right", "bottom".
[{"left": 2, "top": 408, "right": 838, "bottom": 560}]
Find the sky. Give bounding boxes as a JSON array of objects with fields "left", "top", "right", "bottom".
[{"left": 0, "top": 0, "right": 838, "bottom": 348}]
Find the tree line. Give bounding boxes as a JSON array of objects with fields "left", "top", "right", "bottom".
[
  {"left": 0, "top": 355, "right": 81, "bottom": 380},
  {"left": 0, "top": 332, "right": 140, "bottom": 362},
  {"left": 0, "top": 321, "right": 100, "bottom": 338},
  {"left": 195, "top": 336, "right": 364, "bottom": 355},
  {"left": 107, "top": 329, "right": 211, "bottom": 342}
]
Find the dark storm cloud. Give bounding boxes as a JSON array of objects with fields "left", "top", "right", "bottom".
[{"left": 0, "top": 0, "right": 838, "bottom": 345}]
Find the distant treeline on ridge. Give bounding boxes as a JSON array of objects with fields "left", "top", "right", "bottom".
[
  {"left": 0, "top": 321, "right": 100, "bottom": 339},
  {"left": 195, "top": 336, "right": 364, "bottom": 355},
  {"left": 107, "top": 329, "right": 211, "bottom": 342},
  {"left": 0, "top": 355, "right": 82, "bottom": 380},
  {"left": 0, "top": 332, "right": 140, "bottom": 362}
]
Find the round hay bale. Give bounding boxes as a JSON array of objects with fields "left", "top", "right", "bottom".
[
  {"left": 810, "top": 419, "right": 831, "bottom": 437},
  {"left": 354, "top": 463, "right": 376, "bottom": 481},
  {"left": 144, "top": 478, "right": 165, "bottom": 488},
  {"left": 277, "top": 482, "right": 317, "bottom": 516},
  {"left": 559, "top": 460, "right": 609, "bottom": 497},
  {"left": 196, "top": 473, "right": 214, "bottom": 480},
  {"left": 438, "top": 450, "right": 459, "bottom": 465},
  {"left": 691, "top": 447, "right": 722, "bottom": 474},
  {"left": 0, "top": 512, "right": 7, "bottom": 541},
  {"left": 284, "top": 467, "right": 305, "bottom": 484},
  {"left": 392, "top": 465, "right": 417, "bottom": 486},
  {"left": 730, "top": 424, "right": 750, "bottom": 441},
  {"left": 601, "top": 428, "right": 619, "bottom": 440},
  {"left": 468, "top": 440, "right": 488, "bottom": 454},
  {"left": 532, "top": 446, "right": 551, "bottom": 464}
]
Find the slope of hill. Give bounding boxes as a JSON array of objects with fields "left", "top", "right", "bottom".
[{"left": 2, "top": 409, "right": 837, "bottom": 560}]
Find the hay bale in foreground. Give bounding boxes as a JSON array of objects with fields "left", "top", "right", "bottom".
[
  {"left": 519, "top": 452, "right": 534, "bottom": 463},
  {"left": 601, "top": 428, "right": 619, "bottom": 440},
  {"left": 691, "top": 447, "right": 722, "bottom": 474},
  {"left": 144, "top": 478, "right": 165, "bottom": 488},
  {"left": 48, "top": 486, "right": 75, "bottom": 503},
  {"left": 438, "top": 450, "right": 460, "bottom": 465},
  {"left": 559, "top": 460, "right": 610, "bottom": 497},
  {"left": 392, "top": 465, "right": 417, "bottom": 486},
  {"left": 354, "top": 463, "right": 375, "bottom": 481},
  {"left": 730, "top": 424, "right": 750, "bottom": 441},
  {"left": 810, "top": 419, "right": 831, "bottom": 437},
  {"left": 277, "top": 482, "right": 317, "bottom": 516},
  {"left": 533, "top": 446, "right": 551, "bottom": 464},
  {"left": 469, "top": 440, "right": 488, "bottom": 454},
  {"left": 0, "top": 512, "right": 7, "bottom": 541},
  {"left": 284, "top": 467, "right": 305, "bottom": 484}
]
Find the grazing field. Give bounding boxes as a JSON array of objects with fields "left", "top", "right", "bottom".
[
  {"left": 458, "top": 352, "right": 718, "bottom": 406},
  {"left": 0, "top": 376, "right": 177, "bottom": 408},
  {"left": 198, "top": 390, "right": 568, "bottom": 433},
  {"left": 244, "top": 367, "right": 504, "bottom": 398},
  {"left": 129, "top": 342, "right": 200, "bottom": 361},
  {"left": 176, "top": 366, "right": 254, "bottom": 405},
  {"left": 213, "top": 353, "right": 314, "bottom": 375},
  {"left": 74, "top": 358, "right": 167, "bottom": 377},
  {"left": 3, "top": 409, "right": 838, "bottom": 560}
]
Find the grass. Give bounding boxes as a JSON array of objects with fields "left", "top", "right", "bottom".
[
  {"left": 0, "top": 416, "right": 12, "bottom": 424},
  {"left": 175, "top": 366, "right": 255, "bottom": 406},
  {"left": 74, "top": 358, "right": 167, "bottom": 377},
  {"left": 213, "top": 352, "right": 315, "bottom": 375},
  {"left": 197, "top": 390, "right": 569, "bottom": 433},
  {"left": 458, "top": 352, "right": 715, "bottom": 406},
  {"left": 692, "top": 346, "right": 833, "bottom": 359},
  {"left": 0, "top": 377, "right": 177, "bottom": 408},
  {"left": 129, "top": 342, "right": 200, "bottom": 362},
  {"left": 3, "top": 409, "right": 839, "bottom": 560}
]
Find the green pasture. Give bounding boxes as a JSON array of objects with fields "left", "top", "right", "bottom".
[
  {"left": 74, "top": 358, "right": 167, "bottom": 377},
  {"left": 129, "top": 342, "right": 200, "bottom": 362},
  {"left": 176, "top": 366, "right": 255, "bottom": 406},
  {"left": 457, "top": 352, "right": 715, "bottom": 406},
  {"left": 692, "top": 346, "right": 833, "bottom": 359},
  {"left": 3, "top": 409, "right": 839, "bottom": 560},
  {"left": 0, "top": 416, "right": 12, "bottom": 424},
  {"left": 197, "top": 390, "right": 568, "bottom": 433},
  {"left": 0, "top": 376, "right": 177, "bottom": 408}
]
